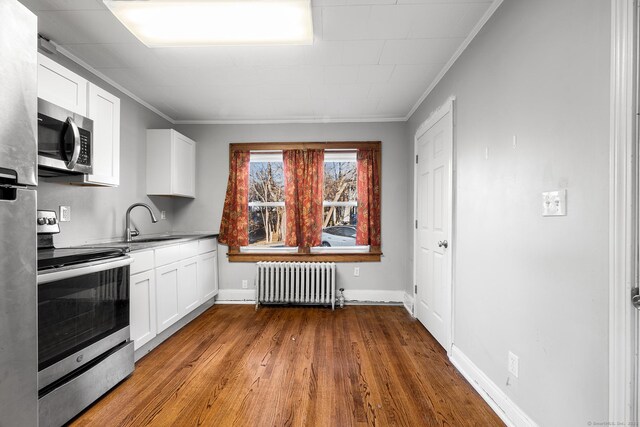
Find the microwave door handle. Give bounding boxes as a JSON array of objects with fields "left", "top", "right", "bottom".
[{"left": 65, "top": 117, "right": 81, "bottom": 170}]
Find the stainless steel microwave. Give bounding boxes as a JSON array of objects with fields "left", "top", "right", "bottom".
[{"left": 37, "top": 98, "right": 93, "bottom": 176}]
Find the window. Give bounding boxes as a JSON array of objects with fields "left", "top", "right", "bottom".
[
  {"left": 317, "top": 152, "right": 362, "bottom": 249},
  {"left": 222, "top": 142, "right": 381, "bottom": 262},
  {"left": 248, "top": 153, "right": 286, "bottom": 247}
]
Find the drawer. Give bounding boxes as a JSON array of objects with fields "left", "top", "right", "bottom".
[
  {"left": 130, "top": 250, "right": 154, "bottom": 275},
  {"left": 198, "top": 238, "right": 217, "bottom": 254},
  {"left": 155, "top": 244, "right": 181, "bottom": 267},
  {"left": 180, "top": 241, "right": 199, "bottom": 259}
]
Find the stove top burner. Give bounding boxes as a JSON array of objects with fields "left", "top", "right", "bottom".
[{"left": 37, "top": 247, "right": 127, "bottom": 271}]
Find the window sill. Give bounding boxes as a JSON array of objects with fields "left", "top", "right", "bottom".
[{"left": 228, "top": 249, "right": 382, "bottom": 263}]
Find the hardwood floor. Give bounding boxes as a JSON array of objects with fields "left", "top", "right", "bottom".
[{"left": 70, "top": 305, "right": 504, "bottom": 426}]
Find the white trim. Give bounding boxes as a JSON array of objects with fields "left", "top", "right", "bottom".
[
  {"left": 414, "top": 96, "right": 456, "bottom": 139},
  {"left": 310, "top": 245, "right": 369, "bottom": 254},
  {"left": 216, "top": 288, "right": 403, "bottom": 304},
  {"left": 248, "top": 201, "right": 285, "bottom": 207},
  {"left": 240, "top": 246, "right": 297, "bottom": 253},
  {"left": 342, "top": 289, "right": 403, "bottom": 303},
  {"left": 404, "top": 0, "right": 503, "bottom": 120},
  {"left": 610, "top": 0, "right": 638, "bottom": 423},
  {"left": 323, "top": 201, "right": 357, "bottom": 207},
  {"left": 450, "top": 346, "right": 537, "bottom": 427},
  {"left": 249, "top": 152, "right": 283, "bottom": 162},
  {"left": 216, "top": 289, "right": 256, "bottom": 303},
  {"left": 413, "top": 96, "right": 455, "bottom": 353},
  {"left": 50, "top": 43, "right": 176, "bottom": 124},
  {"left": 403, "top": 292, "right": 414, "bottom": 317},
  {"left": 174, "top": 116, "right": 407, "bottom": 125}
]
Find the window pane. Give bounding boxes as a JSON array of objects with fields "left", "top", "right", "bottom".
[
  {"left": 249, "top": 206, "right": 286, "bottom": 247},
  {"left": 249, "top": 162, "right": 284, "bottom": 203},
  {"left": 319, "top": 206, "right": 365, "bottom": 248},
  {"left": 320, "top": 160, "right": 363, "bottom": 248},
  {"left": 323, "top": 162, "right": 356, "bottom": 202}
]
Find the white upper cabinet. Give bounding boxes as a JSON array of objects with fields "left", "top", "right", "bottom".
[
  {"left": 37, "top": 53, "right": 87, "bottom": 116},
  {"left": 38, "top": 54, "right": 121, "bottom": 187},
  {"left": 147, "top": 129, "right": 196, "bottom": 198},
  {"left": 71, "top": 83, "right": 121, "bottom": 187},
  {"left": 86, "top": 83, "right": 120, "bottom": 186}
]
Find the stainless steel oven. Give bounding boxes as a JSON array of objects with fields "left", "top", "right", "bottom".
[
  {"left": 36, "top": 211, "right": 134, "bottom": 427},
  {"left": 37, "top": 98, "right": 93, "bottom": 176}
]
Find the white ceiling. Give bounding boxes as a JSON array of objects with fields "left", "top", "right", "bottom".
[{"left": 20, "top": 0, "right": 498, "bottom": 123}]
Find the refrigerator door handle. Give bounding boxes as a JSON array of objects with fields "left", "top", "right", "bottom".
[{"left": 65, "top": 117, "right": 81, "bottom": 170}]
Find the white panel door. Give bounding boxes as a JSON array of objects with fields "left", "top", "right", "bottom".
[
  {"left": 85, "top": 83, "right": 120, "bottom": 186},
  {"left": 156, "top": 262, "right": 181, "bottom": 333},
  {"left": 414, "top": 103, "right": 453, "bottom": 351},
  {"left": 198, "top": 251, "right": 218, "bottom": 302},
  {"left": 178, "top": 257, "right": 200, "bottom": 316},
  {"left": 172, "top": 133, "right": 195, "bottom": 197},
  {"left": 130, "top": 270, "right": 156, "bottom": 350}
]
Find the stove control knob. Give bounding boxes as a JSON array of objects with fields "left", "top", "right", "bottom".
[
  {"left": 47, "top": 218, "right": 57, "bottom": 225},
  {"left": 37, "top": 218, "right": 46, "bottom": 225}
]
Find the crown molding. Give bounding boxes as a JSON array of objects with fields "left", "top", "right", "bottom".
[
  {"left": 404, "top": 0, "right": 504, "bottom": 121},
  {"left": 49, "top": 0, "right": 503, "bottom": 126},
  {"left": 173, "top": 116, "right": 406, "bottom": 125},
  {"left": 52, "top": 42, "right": 177, "bottom": 124}
]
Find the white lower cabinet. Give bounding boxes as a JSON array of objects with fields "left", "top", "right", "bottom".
[
  {"left": 130, "top": 269, "right": 156, "bottom": 350},
  {"left": 129, "top": 238, "right": 218, "bottom": 351},
  {"left": 198, "top": 251, "right": 218, "bottom": 301},
  {"left": 178, "top": 257, "right": 200, "bottom": 316},
  {"left": 156, "top": 262, "right": 181, "bottom": 334}
]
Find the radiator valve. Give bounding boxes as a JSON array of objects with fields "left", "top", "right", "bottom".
[{"left": 338, "top": 288, "right": 345, "bottom": 309}]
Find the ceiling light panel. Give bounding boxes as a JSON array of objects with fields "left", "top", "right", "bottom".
[{"left": 103, "top": 0, "right": 314, "bottom": 47}]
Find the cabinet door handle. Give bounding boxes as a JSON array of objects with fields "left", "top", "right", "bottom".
[{"left": 437, "top": 240, "right": 448, "bottom": 249}]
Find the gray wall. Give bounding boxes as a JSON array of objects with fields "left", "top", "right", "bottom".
[
  {"left": 173, "top": 122, "right": 410, "bottom": 297},
  {"left": 406, "top": 0, "right": 610, "bottom": 425},
  {"left": 36, "top": 52, "right": 175, "bottom": 247}
]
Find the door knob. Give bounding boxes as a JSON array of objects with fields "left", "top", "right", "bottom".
[
  {"left": 633, "top": 291, "right": 640, "bottom": 309},
  {"left": 438, "top": 240, "right": 448, "bottom": 249}
]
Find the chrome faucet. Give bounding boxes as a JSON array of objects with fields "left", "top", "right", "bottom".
[{"left": 125, "top": 203, "right": 158, "bottom": 242}]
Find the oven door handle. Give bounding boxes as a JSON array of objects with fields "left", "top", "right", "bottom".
[{"left": 38, "top": 256, "right": 133, "bottom": 284}]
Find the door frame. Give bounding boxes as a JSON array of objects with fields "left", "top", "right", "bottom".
[
  {"left": 413, "top": 96, "right": 456, "bottom": 353},
  {"left": 610, "top": 0, "right": 638, "bottom": 423}
]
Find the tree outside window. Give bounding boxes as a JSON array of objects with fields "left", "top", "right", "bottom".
[{"left": 248, "top": 154, "right": 286, "bottom": 247}]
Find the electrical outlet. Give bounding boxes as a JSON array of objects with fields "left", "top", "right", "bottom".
[
  {"left": 59, "top": 206, "right": 71, "bottom": 222},
  {"left": 160, "top": 210, "right": 166, "bottom": 220},
  {"left": 508, "top": 351, "right": 519, "bottom": 378},
  {"left": 242, "top": 280, "right": 248, "bottom": 289},
  {"left": 354, "top": 267, "right": 360, "bottom": 277},
  {"left": 542, "top": 190, "right": 567, "bottom": 216}
]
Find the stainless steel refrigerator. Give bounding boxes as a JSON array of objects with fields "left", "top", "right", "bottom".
[{"left": 0, "top": 0, "right": 39, "bottom": 425}]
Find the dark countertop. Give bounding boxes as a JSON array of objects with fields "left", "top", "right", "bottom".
[{"left": 80, "top": 233, "right": 218, "bottom": 252}]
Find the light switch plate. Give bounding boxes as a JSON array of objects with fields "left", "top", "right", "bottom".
[{"left": 542, "top": 190, "right": 566, "bottom": 216}]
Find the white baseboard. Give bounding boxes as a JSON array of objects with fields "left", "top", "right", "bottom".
[
  {"left": 216, "top": 289, "right": 255, "bottom": 304},
  {"left": 403, "top": 292, "right": 414, "bottom": 316},
  {"left": 216, "top": 288, "right": 403, "bottom": 304},
  {"left": 450, "top": 346, "right": 537, "bottom": 427},
  {"left": 343, "top": 289, "right": 403, "bottom": 304}
]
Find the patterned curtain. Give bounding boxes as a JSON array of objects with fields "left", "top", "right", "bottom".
[
  {"left": 218, "top": 150, "right": 250, "bottom": 247},
  {"left": 356, "top": 149, "right": 381, "bottom": 248},
  {"left": 283, "top": 149, "right": 325, "bottom": 247}
]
